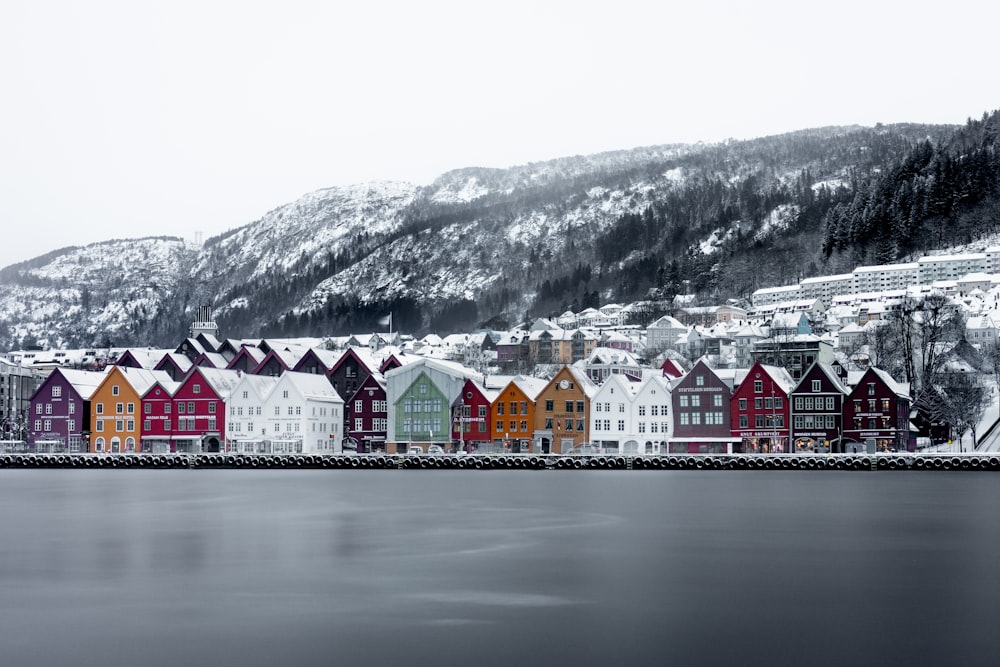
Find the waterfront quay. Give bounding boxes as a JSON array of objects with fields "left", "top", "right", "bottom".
[{"left": 2, "top": 452, "right": 999, "bottom": 471}]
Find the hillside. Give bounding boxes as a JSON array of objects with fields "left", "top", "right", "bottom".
[{"left": 3, "top": 113, "right": 999, "bottom": 351}]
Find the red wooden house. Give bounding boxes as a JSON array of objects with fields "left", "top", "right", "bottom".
[
  {"left": 843, "top": 367, "right": 912, "bottom": 452},
  {"left": 169, "top": 367, "right": 242, "bottom": 453},
  {"left": 452, "top": 378, "right": 494, "bottom": 452},
  {"left": 346, "top": 372, "right": 388, "bottom": 453},
  {"left": 730, "top": 361, "right": 794, "bottom": 453}
]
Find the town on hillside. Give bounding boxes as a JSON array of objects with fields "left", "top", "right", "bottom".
[{"left": 4, "top": 248, "right": 1000, "bottom": 457}]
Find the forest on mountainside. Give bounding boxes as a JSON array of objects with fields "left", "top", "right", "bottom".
[
  {"left": 821, "top": 112, "right": 1000, "bottom": 266},
  {"left": 4, "top": 113, "right": 1000, "bottom": 349}
]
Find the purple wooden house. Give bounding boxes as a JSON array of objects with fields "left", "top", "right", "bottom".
[{"left": 28, "top": 368, "right": 107, "bottom": 453}]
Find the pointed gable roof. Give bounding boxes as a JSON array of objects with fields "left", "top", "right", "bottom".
[
  {"left": 107, "top": 365, "right": 175, "bottom": 397},
  {"left": 155, "top": 352, "right": 194, "bottom": 376},
  {"left": 117, "top": 348, "right": 176, "bottom": 369},
  {"left": 510, "top": 376, "right": 549, "bottom": 401},
  {"left": 41, "top": 367, "right": 110, "bottom": 401},
  {"left": 794, "top": 360, "right": 850, "bottom": 395},
  {"left": 184, "top": 367, "right": 245, "bottom": 400},
  {"left": 292, "top": 347, "right": 342, "bottom": 374},
  {"left": 659, "top": 357, "right": 685, "bottom": 379},
  {"left": 276, "top": 371, "right": 344, "bottom": 402},
  {"left": 227, "top": 345, "right": 267, "bottom": 370}
]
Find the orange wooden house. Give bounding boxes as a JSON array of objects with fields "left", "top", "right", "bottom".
[
  {"left": 490, "top": 376, "right": 547, "bottom": 452},
  {"left": 531, "top": 366, "right": 597, "bottom": 454},
  {"left": 89, "top": 366, "right": 174, "bottom": 453}
]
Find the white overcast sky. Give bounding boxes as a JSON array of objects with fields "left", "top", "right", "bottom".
[{"left": 1, "top": 0, "right": 998, "bottom": 267}]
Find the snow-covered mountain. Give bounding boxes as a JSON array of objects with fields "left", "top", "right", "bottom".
[{"left": 0, "top": 120, "right": 976, "bottom": 350}]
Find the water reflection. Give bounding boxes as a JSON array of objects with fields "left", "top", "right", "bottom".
[{"left": 0, "top": 469, "right": 998, "bottom": 666}]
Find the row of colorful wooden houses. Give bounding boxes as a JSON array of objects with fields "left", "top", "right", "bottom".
[{"left": 25, "top": 330, "right": 913, "bottom": 454}]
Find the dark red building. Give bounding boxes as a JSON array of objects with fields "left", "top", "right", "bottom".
[
  {"left": 451, "top": 378, "right": 493, "bottom": 452},
  {"left": 790, "top": 361, "right": 849, "bottom": 452},
  {"left": 346, "top": 373, "right": 388, "bottom": 453},
  {"left": 670, "top": 359, "right": 736, "bottom": 454},
  {"left": 842, "top": 367, "right": 912, "bottom": 452},
  {"left": 730, "top": 362, "right": 794, "bottom": 453}
]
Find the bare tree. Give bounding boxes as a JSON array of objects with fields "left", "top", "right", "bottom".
[
  {"left": 862, "top": 321, "right": 903, "bottom": 375},
  {"left": 980, "top": 338, "right": 1000, "bottom": 389},
  {"left": 915, "top": 293, "right": 967, "bottom": 390},
  {"left": 916, "top": 371, "right": 991, "bottom": 450}
]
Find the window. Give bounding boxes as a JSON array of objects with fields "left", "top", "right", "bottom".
[
  {"left": 812, "top": 380, "right": 821, "bottom": 392},
  {"left": 208, "top": 402, "right": 216, "bottom": 414},
  {"left": 739, "top": 398, "right": 747, "bottom": 410},
  {"left": 755, "top": 415, "right": 764, "bottom": 428},
  {"left": 754, "top": 380, "right": 763, "bottom": 393},
  {"left": 116, "top": 420, "right": 124, "bottom": 431},
  {"left": 126, "top": 420, "right": 134, "bottom": 431},
  {"left": 497, "top": 402, "right": 505, "bottom": 415},
  {"left": 680, "top": 395, "right": 689, "bottom": 407},
  {"left": 164, "top": 403, "right": 171, "bottom": 414},
  {"left": 775, "top": 397, "right": 783, "bottom": 409},
  {"left": 690, "top": 413, "right": 701, "bottom": 425},
  {"left": 713, "top": 394, "right": 723, "bottom": 407},
  {"left": 96, "top": 420, "right": 104, "bottom": 432},
  {"left": 740, "top": 415, "right": 749, "bottom": 428},
  {"left": 144, "top": 403, "right": 151, "bottom": 414},
  {"left": 794, "top": 397, "right": 803, "bottom": 410},
  {"left": 164, "top": 420, "right": 171, "bottom": 431},
  {"left": 478, "top": 405, "right": 487, "bottom": 418},
  {"left": 754, "top": 398, "right": 763, "bottom": 410},
  {"left": 355, "top": 418, "right": 364, "bottom": 432},
  {"left": 826, "top": 397, "right": 835, "bottom": 411},
  {"left": 144, "top": 420, "right": 152, "bottom": 431},
  {"left": 127, "top": 402, "right": 134, "bottom": 414},
  {"left": 508, "top": 420, "right": 517, "bottom": 433},
  {"left": 178, "top": 402, "right": 186, "bottom": 414},
  {"left": 565, "top": 401, "right": 574, "bottom": 413},
  {"left": 116, "top": 403, "right": 124, "bottom": 414},
  {"left": 187, "top": 402, "right": 194, "bottom": 414},
  {"left": 193, "top": 384, "right": 201, "bottom": 394},
  {"left": 868, "top": 383, "right": 876, "bottom": 396},
  {"left": 112, "top": 385, "right": 120, "bottom": 396},
  {"left": 696, "top": 375, "right": 705, "bottom": 386},
  {"left": 520, "top": 401, "right": 528, "bottom": 415},
  {"left": 804, "top": 397, "right": 813, "bottom": 411},
  {"left": 45, "top": 403, "right": 52, "bottom": 414},
  {"left": 520, "top": 420, "right": 528, "bottom": 431},
  {"left": 96, "top": 403, "right": 103, "bottom": 414},
  {"left": 495, "top": 421, "right": 503, "bottom": 432},
  {"left": 34, "top": 419, "right": 43, "bottom": 431},
  {"left": 618, "top": 420, "right": 625, "bottom": 431},
  {"left": 680, "top": 413, "right": 690, "bottom": 426},
  {"left": 638, "top": 405, "right": 646, "bottom": 416},
  {"left": 52, "top": 386, "right": 62, "bottom": 398},
  {"left": 575, "top": 401, "right": 584, "bottom": 413}
]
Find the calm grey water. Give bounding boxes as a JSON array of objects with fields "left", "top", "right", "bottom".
[{"left": 1, "top": 469, "right": 998, "bottom": 666}]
